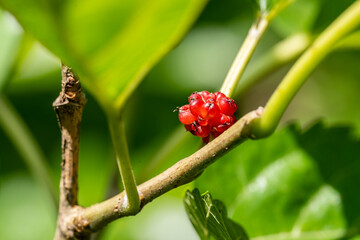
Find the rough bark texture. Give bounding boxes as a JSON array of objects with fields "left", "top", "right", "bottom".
[{"left": 53, "top": 65, "right": 87, "bottom": 240}]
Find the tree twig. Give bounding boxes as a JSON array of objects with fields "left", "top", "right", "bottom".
[
  {"left": 53, "top": 64, "right": 87, "bottom": 240},
  {"left": 75, "top": 107, "right": 263, "bottom": 232},
  {"left": 220, "top": 16, "right": 269, "bottom": 97}
]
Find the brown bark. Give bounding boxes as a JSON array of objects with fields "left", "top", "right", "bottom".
[{"left": 53, "top": 64, "right": 87, "bottom": 240}]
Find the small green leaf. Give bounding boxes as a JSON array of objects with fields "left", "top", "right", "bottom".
[
  {"left": 195, "top": 122, "right": 360, "bottom": 239},
  {"left": 0, "top": 0, "right": 207, "bottom": 111},
  {"left": 184, "top": 188, "right": 249, "bottom": 240}
]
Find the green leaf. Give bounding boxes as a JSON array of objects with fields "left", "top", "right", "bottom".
[
  {"left": 0, "top": 0, "right": 207, "bottom": 110},
  {"left": 184, "top": 188, "right": 249, "bottom": 240},
  {"left": 195, "top": 122, "right": 360, "bottom": 239}
]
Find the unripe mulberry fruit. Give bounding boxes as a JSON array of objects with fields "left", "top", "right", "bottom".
[
  {"left": 177, "top": 91, "right": 237, "bottom": 142},
  {"left": 178, "top": 105, "right": 197, "bottom": 125}
]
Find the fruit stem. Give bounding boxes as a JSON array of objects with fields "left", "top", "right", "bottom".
[
  {"left": 107, "top": 111, "right": 140, "bottom": 214},
  {"left": 220, "top": 16, "right": 269, "bottom": 97},
  {"left": 251, "top": 0, "right": 360, "bottom": 138}
]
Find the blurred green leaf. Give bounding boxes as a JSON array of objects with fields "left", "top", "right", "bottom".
[
  {"left": 312, "top": 0, "right": 357, "bottom": 33},
  {"left": 271, "top": 0, "right": 320, "bottom": 37},
  {"left": 0, "top": 174, "right": 56, "bottom": 240},
  {"left": 0, "top": 9, "right": 22, "bottom": 91},
  {"left": 184, "top": 188, "right": 249, "bottom": 240},
  {"left": 271, "top": 0, "right": 356, "bottom": 37},
  {"left": 15, "top": 42, "right": 60, "bottom": 81},
  {"left": 0, "top": 0, "right": 207, "bottom": 110},
  {"left": 195, "top": 122, "right": 360, "bottom": 239}
]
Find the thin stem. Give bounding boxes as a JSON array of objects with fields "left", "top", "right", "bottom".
[
  {"left": 107, "top": 112, "right": 140, "bottom": 214},
  {"left": 0, "top": 94, "right": 58, "bottom": 206},
  {"left": 251, "top": 0, "right": 360, "bottom": 138},
  {"left": 220, "top": 16, "right": 269, "bottom": 97}
]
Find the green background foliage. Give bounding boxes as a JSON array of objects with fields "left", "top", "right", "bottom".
[
  {"left": 195, "top": 123, "right": 360, "bottom": 239},
  {"left": 0, "top": 0, "right": 360, "bottom": 239}
]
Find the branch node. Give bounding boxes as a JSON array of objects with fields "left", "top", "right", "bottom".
[{"left": 53, "top": 64, "right": 87, "bottom": 240}]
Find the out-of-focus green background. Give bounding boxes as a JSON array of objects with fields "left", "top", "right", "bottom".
[{"left": 1, "top": 0, "right": 360, "bottom": 239}]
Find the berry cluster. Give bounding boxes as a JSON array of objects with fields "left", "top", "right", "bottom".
[{"left": 178, "top": 91, "right": 237, "bottom": 142}]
